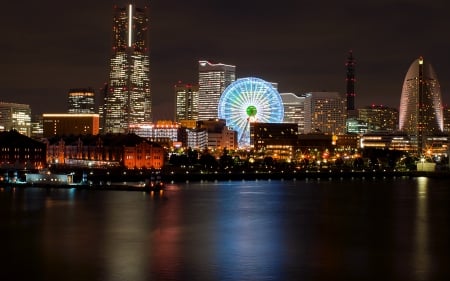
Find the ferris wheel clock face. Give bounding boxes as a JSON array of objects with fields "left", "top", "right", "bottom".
[{"left": 218, "top": 77, "right": 284, "bottom": 147}]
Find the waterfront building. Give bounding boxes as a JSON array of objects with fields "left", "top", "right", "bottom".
[
  {"left": 198, "top": 60, "right": 235, "bottom": 120},
  {"left": 186, "top": 128, "right": 208, "bottom": 150},
  {"left": 0, "top": 102, "right": 31, "bottom": 137},
  {"left": 68, "top": 88, "right": 95, "bottom": 114},
  {"left": 443, "top": 106, "right": 450, "bottom": 134},
  {"left": 104, "top": 4, "right": 151, "bottom": 133},
  {"left": 129, "top": 121, "right": 180, "bottom": 144},
  {"left": 46, "top": 133, "right": 164, "bottom": 169},
  {"left": 280, "top": 93, "right": 304, "bottom": 133},
  {"left": 250, "top": 122, "right": 298, "bottom": 161},
  {"left": 303, "top": 92, "right": 347, "bottom": 135},
  {"left": 31, "top": 115, "right": 43, "bottom": 138},
  {"left": 0, "top": 130, "right": 46, "bottom": 171},
  {"left": 42, "top": 114, "right": 100, "bottom": 137},
  {"left": 346, "top": 118, "right": 369, "bottom": 134},
  {"left": 399, "top": 57, "right": 444, "bottom": 153},
  {"left": 358, "top": 105, "right": 398, "bottom": 132},
  {"left": 197, "top": 119, "right": 238, "bottom": 150},
  {"left": 175, "top": 82, "right": 199, "bottom": 122}
]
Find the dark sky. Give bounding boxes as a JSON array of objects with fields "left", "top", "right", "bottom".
[{"left": 1, "top": 0, "right": 450, "bottom": 121}]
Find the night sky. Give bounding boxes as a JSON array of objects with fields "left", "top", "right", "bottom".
[{"left": 1, "top": 0, "right": 450, "bottom": 121}]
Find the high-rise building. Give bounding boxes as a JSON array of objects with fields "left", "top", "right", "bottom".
[
  {"left": 346, "top": 51, "right": 356, "bottom": 118},
  {"left": 0, "top": 102, "right": 31, "bottom": 136},
  {"left": 280, "top": 93, "right": 305, "bottom": 133},
  {"left": 358, "top": 105, "right": 398, "bottom": 132},
  {"left": 68, "top": 88, "right": 95, "bottom": 114},
  {"left": 175, "top": 82, "right": 199, "bottom": 122},
  {"left": 303, "top": 92, "right": 347, "bottom": 135},
  {"left": 399, "top": 57, "right": 444, "bottom": 153},
  {"left": 198, "top": 60, "right": 235, "bottom": 120},
  {"left": 104, "top": 4, "right": 151, "bottom": 133}
]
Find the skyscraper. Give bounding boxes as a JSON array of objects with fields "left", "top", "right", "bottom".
[
  {"left": 280, "top": 93, "right": 305, "bottom": 133},
  {"left": 68, "top": 88, "right": 95, "bottom": 114},
  {"left": 198, "top": 60, "right": 235, "bottom": 121},
  {"left": 0, "top": 102, "right": 31, "bottom": 136},
  {"left": 399, "top": 57, "right": 443, "bottom": 153},
  {"left": 303, "top": 92, "right": 347, "bottom": 135},
  {"left": 175, "top": 82, "right": 199, "bottom": 122},
  {"left": 104, "top": 3, "right": 151, "bottom": 133}
]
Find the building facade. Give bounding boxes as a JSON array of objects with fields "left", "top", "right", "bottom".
[
  {"left": 303, "top": 92, "right": 347, "bottom": 135},
  {"left": 42, "top": 114, "right": 100, "bottom": 137},
  {"left": 68, "top": 88, "right": 96, "bottom": 114},
  {"left": 46, "top": 133, "right": 164, "bottom": 169},
  {"left": 280, "top": 93, "right": 305, "bottom": 133},
  {"left": 104, "top": 4, "right": 151, "bottom": 133},
  {"left": 399, "top": 57, "right": 444, "bottom": 153},
  {"left": 358, "top": 105, "right": 398, "bottom": 132},
  {"left": 0, "top": 130, "right": 46, "bottom": 171},
  {"left": 0, "top": 102, "right": 32, "bottom": 137},
  {"left": 175, "top": 82, "right": 199, "bottom": 122},
  {"left": 250, "top": 122, "right": 299, "bottom": 161},
  {"left": 198, "top": 60, "right": 235, "bottom": 121}
]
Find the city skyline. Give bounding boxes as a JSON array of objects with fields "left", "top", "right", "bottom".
[{"left": 1, "top": 0, "right": 450, "bottom": 121}]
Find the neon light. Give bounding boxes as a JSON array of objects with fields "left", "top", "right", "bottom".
[{"left": 128, "top": 4, "right": 132, "bottom": 47}]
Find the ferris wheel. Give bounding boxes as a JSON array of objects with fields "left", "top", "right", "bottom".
[{"left": 218, "top": 77, "right": 284, "bottom": 147}]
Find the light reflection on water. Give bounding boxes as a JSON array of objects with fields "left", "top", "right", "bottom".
[{"left": 0, "top": 178, "right": 450, "bottom": 281}]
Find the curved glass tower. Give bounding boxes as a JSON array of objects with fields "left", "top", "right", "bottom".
[{"left": 399, "top": 57, "right": 443, "bottom": 152}]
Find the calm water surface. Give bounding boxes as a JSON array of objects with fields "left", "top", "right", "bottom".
[{"left": 0, "top": 177, "right": 449, "bottom": 281}]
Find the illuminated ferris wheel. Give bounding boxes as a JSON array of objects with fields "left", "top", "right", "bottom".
[{"left": 218, "top": 77, "right": 284, "bottom": 147}]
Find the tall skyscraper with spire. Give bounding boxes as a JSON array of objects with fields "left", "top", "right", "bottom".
[
  {"left": 104, "top": 3, "right": 151, "bottom": 133},
  {"left": 345, "top": 50, "right": 356, "bottom": 118},
  {"left": 198, "top": 60, "right": 236, "bottom": 121},
  {"left": 399, "top": 56, "right": 444, "bottom": 154}
]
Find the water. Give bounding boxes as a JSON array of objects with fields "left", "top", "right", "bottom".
[{"left": 0, "top": 177, "right": 449, "bottom": 281}]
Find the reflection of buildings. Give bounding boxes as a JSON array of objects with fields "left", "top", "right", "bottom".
[
  {"left": 104, "top": 4, "right": 151, "bottom": 133},
  {"left": 198, "top": 60, "right": 235, "bottom": 120},
  {"left": 42, "top": 114, "right": 100, "bottom": 138},
  {"left": 399, "top": 57, "right": 444, "bottom": 153},
  {"left": 175, "top": 82, "right": 199, "bottom": 122},
  {"left": 68, "top": 88, "right": 95, "bottom": 114},
  {"left": 303, "top": 92, "right": 347, "bottom": 135},
  {"left": 0, "top": 102, "right": 31, "bottom": 136}
]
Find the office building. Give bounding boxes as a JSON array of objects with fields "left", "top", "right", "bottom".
[
  {"left": 399, "top": 57, "right": 444, "bottom": 153},
  {"left": 303, "top": 92, "right": 347, "bottom": 135},
  {"left": 42, "top": 114, "right": 100, "bottom": 137},
  {"left": 175, "top": 82, "right": 199, "bottom": 122},
  {"left": 0, "top": 102, "right": 31, "bottom": 136},
  {"left": 198, "top": 60, "right": 235, "bottom": 120},
  {"left": 280, "top": 93, "right": 304, "bottom": 133},
  {"left": 358, "top": 105, "right": 398, "bottom": 132},
  {"left": 68, "top": 88, "right": 95, "bottom": 114},
  {"left": 250, "top": 122, "right": 299, "bottom": 161},
  {"left": 104, "top": 4, "right": 151, "bottom": 133}
]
